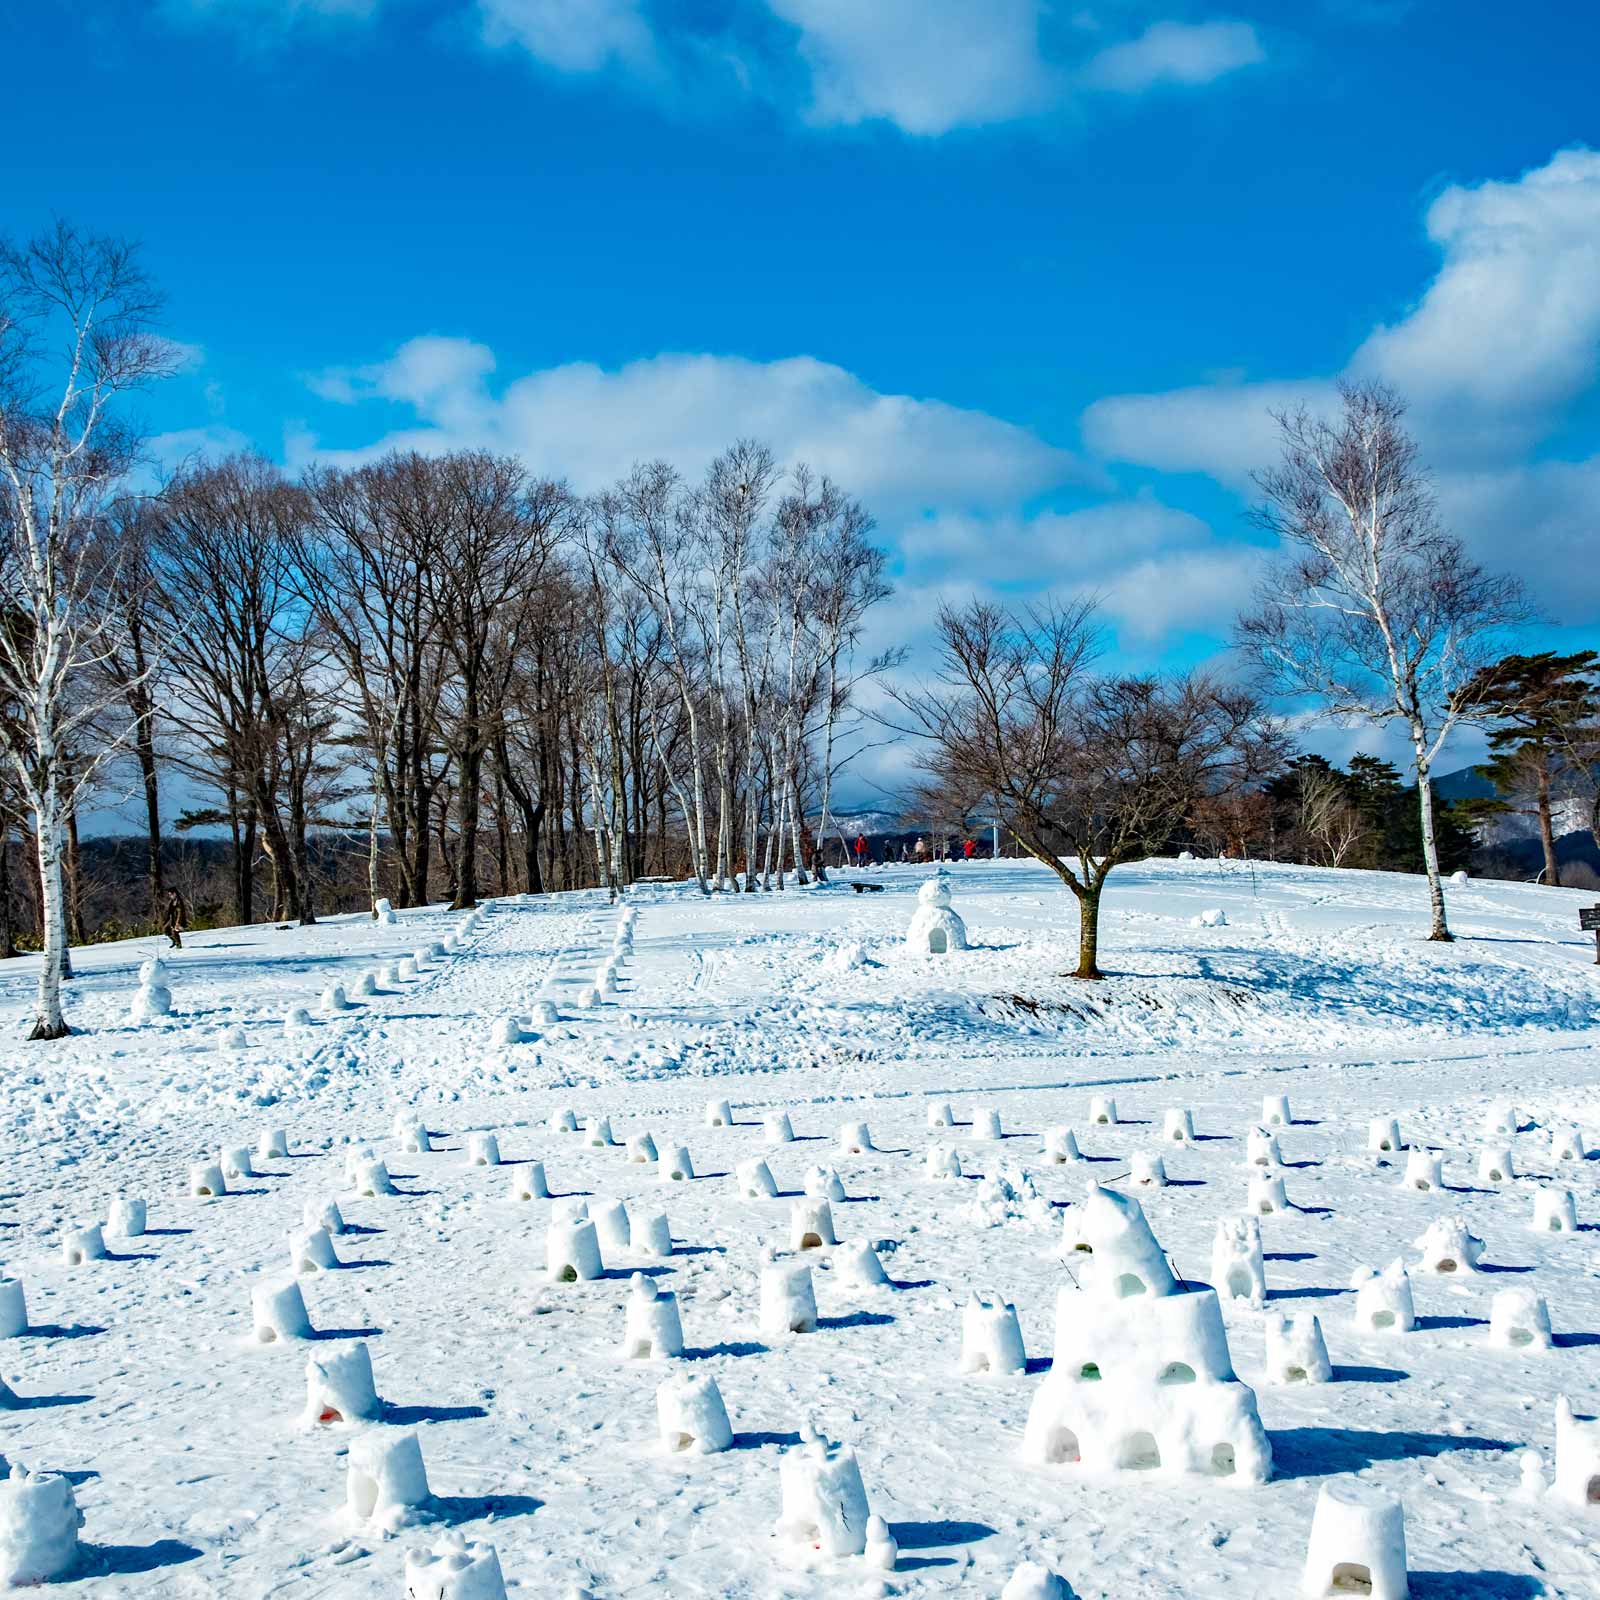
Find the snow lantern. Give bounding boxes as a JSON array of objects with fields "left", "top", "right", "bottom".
[
  {"left": 621, "top": 1273, "right": 684, "bottom": 1360},
  {"left": 1301, "top": 1479, "right": 1408, "bottom": 1600},
  {"left": 258, "top": 1126, "right": 290, "bottom": 1160},
  {"left": 0, "top": 1465, "right": 84, "bottom": 1586},
  {"left": 346, "top": 1430, "right": 431, "bottom": 1534},
  {"left": 466, "top": 1131, "right": 501, "bottom": 1168},
  {"left": 1412, "top": 1216, "right": 1484, "bottom": 1275},
  {"left": 530, "top": 1000, "right": 559, "bottom": 1027},
  {"left": 289, "top": 1225, "right": 339, "bottom": 1275},
  {"left": 1551, "top": 1125, "right": 1588, "bottom": 1163},
  {"left": 926, "top": 1144, "right": 962, "bottom": 1182},
  {"left": 403, "top": 1529, "right": 502, "bottom": 1593},
  {"left": 1026, "top": 1189, "right": 1271, "bottom": 1482},
  {"left": 251, "top": 1277, "right": 312, "bottom": 1343},
  {"left": 303, "top": 1341, "right": 381, "bottom": 1425},
  {"left": 775, "top": 1425, "right": 873, "bottom": 1560},
  {"left": 583, "top": 1115, "right": 616, "bottom": 1149},
  {"left": 1367, "top": 1117, "right": 1403, "bottom": 1155},
  {"left": 0, "top": 1277, "right": 23, "bottom": 1340},
  {"left": 573, "top": 984, "right": 600, "bottom": 1009},
  {"left": 354, "top": 971, "right": 379, "bottom": 998},
  {"left": 1043, "top": 1126, "right": 1083, "bottom": 1165},
  {"left": 1351, "top": 1260, "right": 1415, "bottom": 1334},
  {"left": 548, "top": 1108, "right": 578, "bottom": 1134},
  {"left": 1246, "top": 1127, "right": 1283, "bottom": 1168},
  {"left": 705, "top": 1099, "right": 733, "bottom": 1128},
  {"left": 1262, "top": 1094, "right": 1291, "bottom": 1127},
  {"left": 764, "top": 1111, "right": 795, "bottom": 1145},
  {"left": 1163, "top": 1108, "right": 1196, "bottom": 1143},
  {"left": 130, "top": 979, "right": 172, "bottom": 1023},
  {"left": 833, "top": 1239, "right": 888, "bottom": 1289},
  {"left": 349, "top": 1158, "right": 397, "bottom": 1198},
  {"left": 905, "top": 873, "right": 967, "bottom": 955},
  {"left": 590, "top": 1198, "right": 631, "bottom": 1254},
  {"left": 1478, "top": 1144, "right": 1515, "bottom": 1184},
  {"left": 1212, "top": 1216, "right": 1267, "bottom": 1308},
  {"left": 397, "top": 957, "right": 419, "bottom": 981},
  {"left": 1089, "top": 1096, "right": 1118, "bottom": 1126},
  {"left": 961, "top": 1292, "right": 1026, "bottom": 1376},
  {"left": 321, "top": 983, "right": 351, "bottom": 1015},
  {"left": 189, "top": 1161, "right": 227, "bottom": 1199},
  {"left": 635, "top": 1210, "right": 673, "bottom": 1258},
  {"left": 974, "top": 1107, "right": 1003, "bottom": 1141},
  {"left": 547, "top": 1216, "right": 603, "bottom": 1284},
  {"left": 1532, "top": 1187, "right": 1578, "bottom": 1233},
  {"left": 107, "top": 1195, "right": 147, "bottom": 1238},
  {"left": 221, "top": 1144, "right": 256, "bottom": 1181},
  {"left": 657, "top": 1372, "right": 733, "bottom": 1454},
  {"left": 506, "top": 1162, "right": 549, "bottom": 1202},
  {"left": 1399, "top": 1150, "right": 1442, "bottom": 1192},
  {"left": 790, "top": 1199, "right": 837, "bottom": 1252},
  {"left": 626, "top": 1131, "right": 659, "bottom": 1165},
  {"left": 304, "top": 1196, "right": 345, "bottom": 1235},
  {"left": 489, "top": 1016, "right": 525, "bottom": 1048},
  {"left": 926, "top": 1100, "right": 954, "bottom": 1129},
  {"left": 759, "top": 1254, "right": 818, "bottom": 1337},
  {"left": 837, "top": 1121, "right": 875, "bottom": 1155},
  {"left": 1552, "top": 1396, "right": 1600, "bottom": 1508},
  {"left": 1002, "top": 1561, "right": 1081, "bottom": 1599},
  {"left": 1131, "top": 1152, "right": 1168, "bottom": 1188},
  {"left": 60, "top": 1225, "right": 105, "bottom": 1268},
  {"left": 283, "top": 1005, "right": 313, "bottom": 1034},
  {"left": 1489, "top": 1288, "right": 1553, "bottom": 1352},
  {"left": 1264, "top": 1312, "right": 1332, "bottom": 1385},
  {"left": 659, "top": 1144, "right": 695, "bottom": 1184},
  {"left": 1482, "top": 1102, "right": 1519, "bottom": 1136},
  {"left": 373, "top": 897, "right": 398, "bottom": 925},
  {"left": 396, "top": 1115, "right": 431, "bottom": 1155},
  {"left": 1248, "top": 1174, "right": 1289, "bottom": 1215},
  {"left": 803, "top": 1164, "right": 846, "bottom": 1202},
  {"left": 736, "top": 1158, "right": 778, "bottom": 1200},
  {"left": 217, "top": 1023, "right": 248, "bottom": 1052}
]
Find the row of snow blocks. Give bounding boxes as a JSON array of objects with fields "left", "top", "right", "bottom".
[
  {"left": 1352, "top": 1261, "right": 1415, "bottom": 1333},
  {"left": 1265, "top": 1314, "right": 1333, "bottom": 1385},
  {"left": 760, "top": 1254, "right": 819, "bottom": 1337},
  {"left": 405, "top": 1531, "right": 508, "bottom": 1600},
  {"left": 962, "top": 1293, "right": 1026, "bottom": 1376},
  {"left": 304, "top": 1341, "right": 381, "bottom": 1425},
  {"left": 1303, "top": 1480, "right": 1408, "bottom": 1600},
  {"left": 1554, "top": 1397, "right": 1600, "bottom": 1508},
  {"left": 657, "top": 1373, "right": 733, "bottom": 1454},
  {"left": 1212, "top": 1217, "right": 1267, "bottom": 1308},
  {"left": 0, "top": 1464, "right": 85, "bottom": 1585},
  {"left": 622, "top": 1275, "right": 684, "bottom": 1360},
  {"left": 347, "top": 1429, "right": 431, "bottom": 1534},
  {"left": 776, "top": 1427, "right": 874, "bottom": 1561}
]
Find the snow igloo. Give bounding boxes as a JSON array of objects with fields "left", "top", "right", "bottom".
[
  {"left": 906, "top": 872, "right": 967, "bottom": 955},
  {"left": 1023, "top": 1185, "right": 1271, "bottom": 1483}
]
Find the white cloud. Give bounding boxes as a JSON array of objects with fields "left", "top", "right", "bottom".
[
  {"left": 299, "top": 340, "right": 1086, "bottom": 511},
  {"left": 1098, "top": 544, "right": 1264, "bottom": 642},
  {"left": 1084, "top": 19, "right": 1265, "bottom": 93},
  {"left": 765, "top": 0, "right": 1055, "bottom": 135},
  {"left": 478, "top": 0, "right": 654, "bottom": 73}
]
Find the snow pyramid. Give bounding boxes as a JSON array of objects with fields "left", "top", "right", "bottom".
[
  {"left": 775, "top": 1424, "right": 873, "bottom": 1560},
  {"left": 905, "top": 872, "right": 967, "bottom": 954},
  {"left": 1023, "top": 1185, "right": 1271, "bottom": 1482},
  {"left": 1264, "top": 1313, "right": 1332, "bottom": 1385},
  {"left": 0, "top": 1464, "right": 84, "bottom": 1585},
  {"left": 346, "top": 1429, "right": 431, "bottom": 1533},
  {"left": 1302, "top": 1480, "right": 1408, "bottom": 1600},
  {"left": 657, "top": 1372, "right": 732, "bottom": 1455},
  {"left": 404, "top": 1531, "right": 508, "bottom": 1600}
]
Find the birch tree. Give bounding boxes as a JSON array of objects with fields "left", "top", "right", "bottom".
[
  {"left": 1239, "top": 382, "right": 1524, "bottom": 940},
  {"left": 0, "top": 224, "right": 172, "bottom": 1037}
]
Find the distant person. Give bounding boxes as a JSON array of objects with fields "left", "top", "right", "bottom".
[
  {"left": 913, "top": 836, "right": 928, "bottom": 862},
  {"left": 963, "top": 838, "right": 976, "bottom": 860},
  {"left": 162, "top": 889, "right": 189, "bottom": 950},
  {"left": 853, "top": 835, "right": 866, "bottom": 868}
]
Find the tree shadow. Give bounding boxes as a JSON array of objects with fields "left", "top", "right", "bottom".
[
  {"left": 81, "top": 1539, "right": 204, "bottom": 1577},
  {"left": 1553, "top": 1331, "right": 1600, "bottom": 1349},
  {"left": 103, "top": 1250, "right": 159, "bottom": 1263},
  {"left": 685, "top": 1342, "right": 767, "bottom": 1360},
  {"left": 309, "top": 1326, "right": 383, "bottom": 1342},
  {"left": 1408, "top": 1572, "right": 1544, "bottom": 1599},
  {"left": 5, "top": 1390, "right": 93, "bottom": 1409},
  {"left": 1266, "top": 1252, "right": 1315, "bottom": 1263},
  {"left": 1270, "top": 1426, "right": 1514, "bottom": 1480},
  {"left": 734, "top": 1429, "right": 803, "bottom": 1451}
]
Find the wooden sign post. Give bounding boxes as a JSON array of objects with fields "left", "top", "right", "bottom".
[{"left": 1580, "top": 905, "right": 1600, "bottom": 964}]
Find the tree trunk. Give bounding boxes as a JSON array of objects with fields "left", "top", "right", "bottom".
[
  {"left": 29, "top": 790, "right": 70, "bottom": 1038},
  {"left": 1413, "top": 744, "right": 1452, "bottom": 941},
  {"left": 1073, "top": 882, "right": 1104, "bottom": 981},
  {"left": 0, "top": 822, "right": 14, "bottom": 960},
  {"left": 1536, "top": 765, "right": 1560, "bottom": 886},
  {"left": 454, "top": 746, "right": 482, "bottom": 908}
]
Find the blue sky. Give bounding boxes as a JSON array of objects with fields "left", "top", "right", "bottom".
[{"left": 8, "top": 0, "right": 1600, "bottom": 806}]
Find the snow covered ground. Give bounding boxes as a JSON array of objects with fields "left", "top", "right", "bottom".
[{"left": 2, "top": 857, "right": 1598, "bottom": 1596}]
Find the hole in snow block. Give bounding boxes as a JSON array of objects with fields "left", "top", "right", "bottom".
[
  {"left": 1077, "top": 1363, "right": 1101, "bottom": 1382},
  {"left": 1331, "top": 1565, "right": 1373, "bottom": 1595},
  {"left": 1302, "top": 1480, "right": 1406, "bottom": 1600},
  {"left": 1117, "top": 1432, "right": 1161, "bottom": 1471},
  {"left": 1210, "top": 1442, "right": 1237, "bottom": 1476},
  {"left": 546, "top": 1217, "right": 603, "bottom": 1284},
  {"left": 1041, "top": 1426, "right": 1081, "bottom": 1465},
  {"left": 0, "top": 1465, "right": 84, "bottom": 1584},
  {"left": 1158, "top": 1362, "right": 1196, "bottom": 1386}
]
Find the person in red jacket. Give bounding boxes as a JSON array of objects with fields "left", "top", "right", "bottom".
[{"left": 963, "top": 838, "right": 976, "bottom": 860}]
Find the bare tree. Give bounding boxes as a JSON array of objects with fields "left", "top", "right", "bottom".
[
  {"left": 1298, "top": 761, "right": 1364, "bottom": 867},
  {"left": 1238, "top": 381, "right": 1525, "bottom": 940},
  {"left": 0, "top": 224, "right": 173, "bottom": 1036}
]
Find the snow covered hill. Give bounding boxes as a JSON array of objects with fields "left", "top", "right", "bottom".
[{"left": 1, "top": 859, "right": 1597, "bottom": 1595}]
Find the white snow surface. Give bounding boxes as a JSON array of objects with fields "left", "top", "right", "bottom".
[{"left": 2, "top": 857, "right": 1599, "bottom": 1595}]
